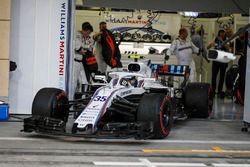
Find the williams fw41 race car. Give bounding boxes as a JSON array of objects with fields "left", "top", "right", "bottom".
[{"left": 23, "top": 56, "right": 213, "bottom": 139}]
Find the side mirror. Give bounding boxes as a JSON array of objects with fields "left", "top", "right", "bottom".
[
  {"left": 10, "top": 61, "right": 17, "bottom": 72},
  {"left": 93, "top": 74, "right": 107, "bottom": 83}
]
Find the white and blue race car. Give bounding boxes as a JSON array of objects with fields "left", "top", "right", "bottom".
[{"left": 23, "top": 56, "right": 213, "bottom": 139}]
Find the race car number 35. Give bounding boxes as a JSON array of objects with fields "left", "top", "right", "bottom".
[{"left": 93, "top": 96, "right": 108, "bottom": 102}]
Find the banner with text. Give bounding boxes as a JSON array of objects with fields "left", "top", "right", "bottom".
[{"left": 50, "top": 0, "right": 70, "bottom": 91}]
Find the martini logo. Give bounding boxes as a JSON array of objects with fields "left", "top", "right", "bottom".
[
  {"left": 58, "top": 1, "right": 67, "bottom": 90},
  {"left": 59, "top": 2, "right": 66, "bottom": 77}
]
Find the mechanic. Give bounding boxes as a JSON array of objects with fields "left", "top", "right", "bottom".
[
  {"left": 191, "top": 26, "right": 209, "bottom": 62},
  {"left": 167, "top": 28, "right": 199, "bottom": 82},
  {"left": 74, "top": 22, "right": 94, "bottom": 96},
  {"left": 98, "top": 22, "right": 122, "bottom": 69},
  {"left": 207, "top": 29, "right": 230, "bottom": 98},
  {"left": 191, "top": 27, "right": 209, "bottom": 82},
  {"left": 93, "top": 22, "right": 108, "bottom": 74}
]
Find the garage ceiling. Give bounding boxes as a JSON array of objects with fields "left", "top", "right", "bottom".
[{"left": 82, "top": 0, "right": 250, "bottom": 14}]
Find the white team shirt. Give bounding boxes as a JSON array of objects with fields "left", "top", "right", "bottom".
[
  {"left": 168, "top": 37, "right": 199, "bottom": 65},
  {"left": 75, "top": 31, "right": 94, "bottom": 61}
]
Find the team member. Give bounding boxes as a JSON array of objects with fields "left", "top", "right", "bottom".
[
  {"left": 93, "top": 22, "right": 108, "bottom": 74},
  {"left": 207, "top": 29, "right": 229, "bottom": 98},
  {"left": 191, "top": 27, "right": 210, "bottom": 82},
  {"left": 74, "top": 22, "right": 94, "bottom": 95},
  {"left": 168, "top": 28, "right": 199, "bottom": 82},
  {"left": 225, "top": 28, "right": 234, "bottom": 53},
  {"left": 191, "top": 27, "right": 209, "bottom": 62},
  {"left": 96, "top": 21, "right": 122, "bottom": 70}
]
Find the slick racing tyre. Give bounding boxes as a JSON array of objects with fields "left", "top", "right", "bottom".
[
  {"left": 32, "top": 88, "right": 69, "bottom": 122},
  {"left": 184, "top": 83, "right": 213, "bottom": 118},
  {"left": 137, "top": 93, "right": 173, "bottom": 139}
]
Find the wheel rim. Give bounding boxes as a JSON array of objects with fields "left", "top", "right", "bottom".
[
  {"left": 159, "top": 97, "right": 172, "bottom": 136},
  {"left": 162, "top": 102, "right": 171, "bottom": 128}
]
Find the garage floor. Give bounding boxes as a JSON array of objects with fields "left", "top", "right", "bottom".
[
  {"left": 0, "top": 97, "right": 249, "bottom": 167},
  {"left": 211, "top": 97, "right": 244, "bottom": 121}
]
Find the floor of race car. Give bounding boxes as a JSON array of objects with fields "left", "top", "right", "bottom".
[{"left": 0, "top": 97, "right": 250, "bottom": 167}]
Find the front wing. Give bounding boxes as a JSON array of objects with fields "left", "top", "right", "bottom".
[{"left": 23, "top": 116, "right": 154, "bottom": 139}]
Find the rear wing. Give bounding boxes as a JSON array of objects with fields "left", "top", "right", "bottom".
[
  {"left": 151, "top": 64, "right": 190, "bottom": 88},
  {"left": 150, "top": 64, "right": 190, "bottom": 77}
]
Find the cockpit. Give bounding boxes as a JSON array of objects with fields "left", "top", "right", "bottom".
[{"left": 109, "top": 72, "right": 144, "bottom": 88}]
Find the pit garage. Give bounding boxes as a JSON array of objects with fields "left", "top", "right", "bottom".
[{"left": 0, "top": 0, "right": 250, "bottom": 166}]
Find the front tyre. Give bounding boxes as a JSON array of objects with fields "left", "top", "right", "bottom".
[
  {"left": 137, "top": 93, "right": 173, "bottom": 139},
  {"left": 32, "top": 88, "right": 69, "bottom": 122}
]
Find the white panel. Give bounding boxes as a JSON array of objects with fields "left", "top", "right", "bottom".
[
  {"left": 9, "top": 0, "right": 36, "bottom": 114},
  {"left": 9, "top": 0, "right": 71, "bottom": 114},
  {"left": 33, "top": 0, "right": 51, "bottom": 92}
]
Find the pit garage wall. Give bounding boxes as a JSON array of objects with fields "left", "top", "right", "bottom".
[
  {"left": 0, "top": 0, "right": 11, "bottom": 98},
  {"left": 9, "top": 0, "right": 73, "bottom": 114}
]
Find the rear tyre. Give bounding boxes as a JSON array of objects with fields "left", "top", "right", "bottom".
[
  {"left": 185, "top": 83, "right": 213, "bottom": 118},
  {"left": 32, "top": 88, "right": 69, "bottom": 122},
  {"left": 137, "top": 93, "right": 173, "bottom": 139}
]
